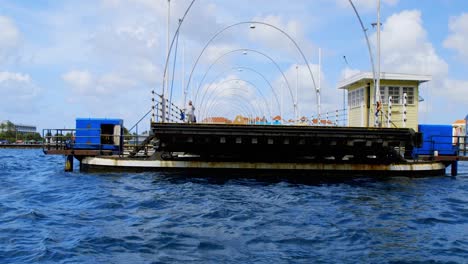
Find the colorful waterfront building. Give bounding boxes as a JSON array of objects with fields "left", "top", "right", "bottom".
[{"left": 0, "top": 120, "right": 37, "bottom": 134}]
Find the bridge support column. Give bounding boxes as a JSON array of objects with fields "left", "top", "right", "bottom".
[
  {"left": 65, "top": 155, "right": 74, "bottom": 172},
  {"left": 451, "top": 161, "right": 458, "bottom": 176}
]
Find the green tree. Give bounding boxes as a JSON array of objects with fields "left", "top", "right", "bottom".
[{"left": 6, "top": 121, "right": 15, "bottom": 132}]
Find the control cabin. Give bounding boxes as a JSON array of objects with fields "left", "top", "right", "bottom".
[{"left": 337, "top": 72, "right": 431, "bottom": 131}]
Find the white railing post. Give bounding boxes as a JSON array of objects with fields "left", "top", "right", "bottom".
[
  {"left": 387, "top": 96, "right": 392, "bottom": 128},
  {"left": 326, "top": 111, "right": 329, "bottom": 126},
  {"left": 402, "top": 92, "right": 407, "bottom": 128},
  {"left": 336, "top": 110, "right": 339, "bottom": 126}
]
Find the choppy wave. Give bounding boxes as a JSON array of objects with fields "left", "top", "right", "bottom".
[{"left": 0, "top": 149, "right": 467, "bottom": 263}]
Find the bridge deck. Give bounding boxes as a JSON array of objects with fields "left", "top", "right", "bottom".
[{"left": 151, "top": 123, "right": 421, "bottom": 163}]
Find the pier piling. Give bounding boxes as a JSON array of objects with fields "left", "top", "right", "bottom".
[
  {"left": 451, "top": 161, "right": 458, "bottom": 176},
  {"left": 65, "top": 155, "right": 74, "bottom": 172}
]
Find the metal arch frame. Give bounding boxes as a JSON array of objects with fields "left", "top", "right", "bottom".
[
  {"left": 205, "top": 95, "right": 266, "bottom": 124},
  {"left": 348, "top": 0, "right": 380, "bottom": 127},
  {"left": 186, "top": 21, "right": 319, "bottom": 114},
  {"left": 198, "top": 65, "right": 282, "bottom": 116},
  {"left": 154, "top": 1, "right": 366, "bottom": 124},
  {"left": 202, "top": 95, "right": 260, "bottom": 123},
  {"left": 202, "top": 102, "right": 251, "bottom": 123},
  {"left": 193, "top": 48, "right": 293, "bottom": 109},
  {"left": 348, "top": 0, "right": 376, "bottom": 86},
  {"left": 158, "top": 0, "right": 196, "bottom": 122},
  {"left": 200, "top": 79, "right": 271, "bottom": 119},
  {"left": 198, "top": 79, "right": 272, "bottom": 119},
  {"left": 200, "top": 86, "right": 252, "bottom": 119},
  {"left": 204, "top": 103, "right": 252, "bottom": 124},
  {"left": 202, "top": 88, "right": 266, "bottom": 121}
]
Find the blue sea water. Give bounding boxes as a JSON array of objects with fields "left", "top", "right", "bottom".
[{"left": 0, "top": 149, "right": 467, "bottom": 263}]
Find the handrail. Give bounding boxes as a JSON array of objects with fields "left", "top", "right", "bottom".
[
  {"left": 378, "top": 110, "right": 398, "bottom": 128},
  {"left": 127, "top": 109, "right": 152, "bottom": 133},
  {"left": 418, "top": 135, "right": 467, "bottom": 157}
]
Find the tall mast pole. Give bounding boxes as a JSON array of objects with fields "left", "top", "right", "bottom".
[
  {"left": 375, "top": 0, "right": 381, "bottom": 127},
  {"left": 162, "top": 0, "right": 170, "bottom": 122},
  {"left": 318, "top": 48, "right": 322, "bottom": 121},
  {"left": 295, "top": 65, "right": 298, "bottom": 123},
  {"left": 183, "top": 40, "right": 187, "bottom": 109}
]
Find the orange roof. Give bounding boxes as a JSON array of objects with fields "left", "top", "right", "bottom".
[
  {"left": 453, "top": 119, "right": 465, "bottom": 125},
  {"left": 273, "top": 115, "right": 282, "bottom": 121},
  {"left": 202, "top": 116, "right": 231, "bottom": 123}
]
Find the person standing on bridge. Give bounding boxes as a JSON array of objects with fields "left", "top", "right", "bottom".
[{"left": 186, "top": 100, "right": 196, "bottom": 123}]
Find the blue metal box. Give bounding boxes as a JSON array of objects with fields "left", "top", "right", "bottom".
[
  {"left": 413, "top": 124, "right": 456, "bottom": 156},
  {"left": 74, "top": 118, "right": 123, "bottom": 151}
]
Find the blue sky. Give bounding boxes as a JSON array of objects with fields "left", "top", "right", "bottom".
[{"left": 0, "top": 0, "right": 467, "bottom": 131}]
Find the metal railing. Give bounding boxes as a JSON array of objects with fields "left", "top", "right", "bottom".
[
  {"left": 156, "top": 96, "right": 186, "bottom": 123},
  {"left": 416, "top": 135, "right": 467, "bottom": 157},
  {"left": 42, "top": 128, "right": 124, "bottom": 155},
  {"left": 42, "top": 128, "right": 156, "bottom": 157},
  {"left": 307, "top": 109, "right": 348, "bottom": 126}
]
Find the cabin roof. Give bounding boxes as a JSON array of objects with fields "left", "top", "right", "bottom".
[{"left": 337, "top": 72, "right": 432, "bottom": 90}]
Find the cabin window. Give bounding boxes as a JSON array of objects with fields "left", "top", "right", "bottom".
[
  {"left": 402, "top": 87, "right": 414, "bottom": 104},
  {"left": 348, "top": 88, "right": 364, "bottom": 108},
  {"left": 379, "top": 86, "right": 415, "bottom": 105},
  {"left": 101, "top": 124, "right": 115, "bottom": 145}
]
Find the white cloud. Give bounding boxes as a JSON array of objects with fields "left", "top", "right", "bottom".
[
  {"left": 340, "top": 67, "right": 362, "bottom": 80},
  {"left": 62, "top": 70, "right": 137, "bottom": 97},
  {"left": 438, "top": 79, "right": 468, "bottom": 105},
  {"left": 0, "top": 71, "right": 40, "bottom": 113},
  {"left": 444, "top": 13, "right": 468, "bottom": 61},
  {"left": 0, "top": 16, "right": 21, "bottom": 64},
  {"left": 373, "top": 10, "right": 448, "bottom": 78},
  {"left": 62, "top": 70, "right": 93, "bottom": 90}
]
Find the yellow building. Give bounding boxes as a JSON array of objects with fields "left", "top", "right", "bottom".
[{"left": 337, "top": 72, "right": 431, "bottom": 131}]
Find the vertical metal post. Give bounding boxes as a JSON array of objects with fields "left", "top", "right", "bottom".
[
  {"left": 183, "top": 40, "right": 187, "bottom": 110},
  {"left": 318, "top": 48, "right": 321, "bottom": 119},
  {"left": 295, "top": 64, "right": 298, "bottom": 123},
  {"left": 336, "top": 110, "right": 339, "bottom": 126},
  {"left": 376, "top": 0, "right": 381, "bottom": 127},
  {"left": 402, "top": 92, "right": 407, "bottom": 128},
  {"left": 151, "top": 91, "right": 156, "bottom": 122},
  {"left": 136, "top": 124, "right": 139, "bottom": 147},
  {"left": 162, "top": 0, "right": 171, "bottom": 123},
  {"left": 387, "top": 96, "right": 392, "bottom": 128}
]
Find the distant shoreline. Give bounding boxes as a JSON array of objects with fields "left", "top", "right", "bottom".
[{"left": 0, "top": 144, "right": 42, "bottom": 149}]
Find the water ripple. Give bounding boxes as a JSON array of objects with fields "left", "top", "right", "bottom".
[{"left": 0, "top": 149, "right": 467, "bottom": 263}]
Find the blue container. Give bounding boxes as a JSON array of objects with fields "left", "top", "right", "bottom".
[
  {"left": 413, "top": 124, "right": 456, "bottom": 156},
  {"left": 74, "top": 118, "right": 123, "bottom": 152}
]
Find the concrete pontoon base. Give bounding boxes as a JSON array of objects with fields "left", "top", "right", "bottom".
[{"left": 80, "top": 156, "right": 447, "bottom": 177}]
